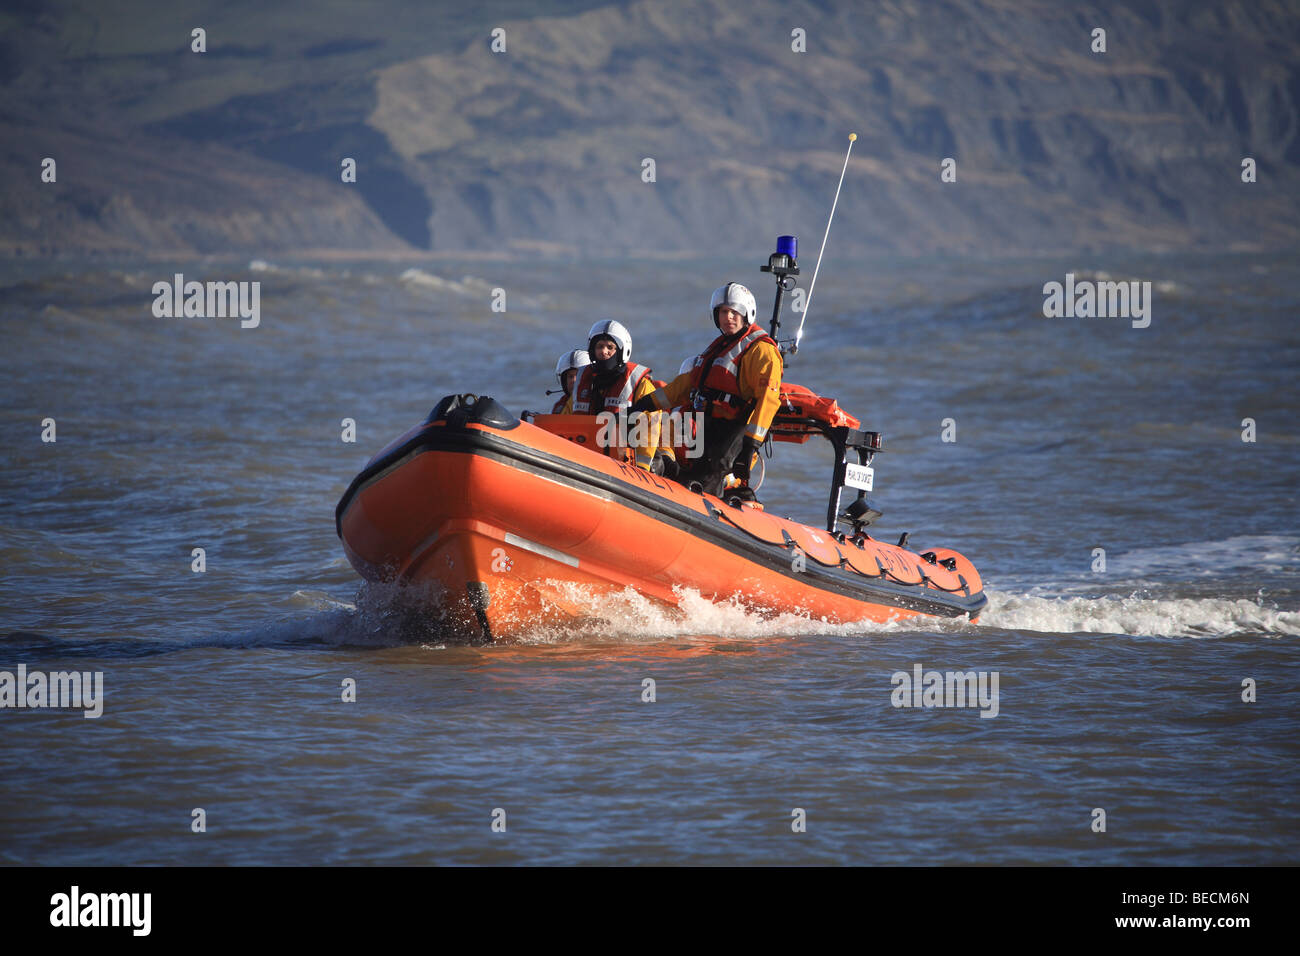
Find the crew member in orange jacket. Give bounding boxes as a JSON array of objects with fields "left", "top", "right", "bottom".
[
  {"left": 633, "top": 282, "right": 782, "bottom": 500},
  {"left": 570, "top": 320, "right": 661, "bottom": 471}
]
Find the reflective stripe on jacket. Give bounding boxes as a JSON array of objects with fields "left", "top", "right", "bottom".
[{"left": 650, "top": 325, "right": 783, "bottom": 441}]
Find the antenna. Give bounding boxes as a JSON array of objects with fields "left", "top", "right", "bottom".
[{"left": 791, "top": 132, "right": 856, "bottom": 354}]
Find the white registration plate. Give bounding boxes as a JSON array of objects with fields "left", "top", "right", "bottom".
[{"left": 844, "top": 463, "right": 874, "bottom": 491}]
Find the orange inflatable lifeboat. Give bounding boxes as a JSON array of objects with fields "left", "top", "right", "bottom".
[{"left": 335, "top": 384, "right": 987, "bottom": 642}]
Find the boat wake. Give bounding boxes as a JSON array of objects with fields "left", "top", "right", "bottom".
[
  {"left": 286, "top": 577, "right": 986, "bottom": 647},
  {"left": 979, "top": 590, "right": 1299, "bottom": 638},
  {"left": 278, "top": 575, "right": 1300, "bottom": 648},
  {"left": 510, "top": 583, "right": 939, "bottom": 644}
]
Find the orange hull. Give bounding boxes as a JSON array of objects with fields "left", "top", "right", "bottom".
[{"left": 336, "top": 396, "right": 986, "bottom": 642}]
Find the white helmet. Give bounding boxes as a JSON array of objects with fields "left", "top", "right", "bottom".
[
  {"left": 587, "top": 319, "right": 632, "bottom": 364},
  {"left": 709, "top": 282, "right": 757, "bottom": 328},
  {"left": 555, "top": 348, "right": 590, "bottom": 388}
]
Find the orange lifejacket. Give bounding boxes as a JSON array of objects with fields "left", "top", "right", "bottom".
[
  {"left": 689, "top": 325, "right": 779, "bottom": 420},
  {"left": 570, "top": 361, "right": 653, "bottom": 466},
  {"left": 551, "top": 396, "right": 570, "bottom": 414},
  {"left": 571, "top": 362, "right": 651, "bottom": 414}
]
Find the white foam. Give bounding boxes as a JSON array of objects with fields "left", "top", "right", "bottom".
[
  {"left": 396, "top": 268, "right": 540, "bottom": 307},
  {"left": 399, "top": 268, "right": 480, "bottom": 297},
  {"left": 519, "top": 584, "right": 1297, "bottom": 643},
  {"left": 980, "top": 590, "right": 1300, "bottom": 638},
  {"left": 510, "top": 584, "right": 965, "bottom": 644},
  {"left": 289, "top": 589, "right": 355, "bottom": 611},
  {"left": 245, "top": 259, "right": 326, "bottom": 278},
  {"left": 279, "top": 560, "right": 1300, "bottom": 647}
]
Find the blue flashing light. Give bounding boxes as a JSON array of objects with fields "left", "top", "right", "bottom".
[{"left": 776, "top": 235, "right": 798, "bottom": 260}]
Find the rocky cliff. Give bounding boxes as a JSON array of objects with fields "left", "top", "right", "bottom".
[{"left": 3, "top": 0, "right": 1298, "bottom": 257}]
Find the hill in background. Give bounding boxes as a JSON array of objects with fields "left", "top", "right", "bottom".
[{"left": 3, "top": 0, "right": 1299, "bottom": 258}]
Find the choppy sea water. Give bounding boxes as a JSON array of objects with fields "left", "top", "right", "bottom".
[{"left": 1, "top": 251, "right": 1297, "bottom": 865}]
